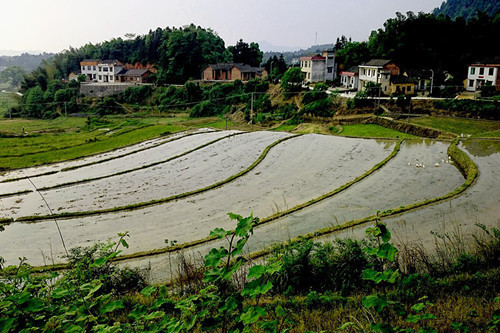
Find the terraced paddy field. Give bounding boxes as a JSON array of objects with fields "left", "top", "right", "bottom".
[{"left": 0, "top": 129, "right": 498, "bottom": 284}]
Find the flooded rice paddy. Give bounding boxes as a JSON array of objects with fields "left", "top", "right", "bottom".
[{"left": 0, "top": 130, "right": 498, "bottom": 282}]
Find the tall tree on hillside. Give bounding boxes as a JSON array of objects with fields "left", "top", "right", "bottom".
[
  {"left": 228, "top": 39, "right": 263, "bottom": 67},
  {"left": 335, "top": 41, "right": 371, "bottom": 71},
  {"left": 157, "top": 24, "right": 227, "bottom": 84}
]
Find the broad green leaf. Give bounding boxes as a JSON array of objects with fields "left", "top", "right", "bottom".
[
  {"left": 384, "top": 269, "right": 400, "bottom": 284},
  {"left": 0, "top": 301, "right": 12, "bottom": 309},
  {"left": 52, "top": 288, "right": 71, "bottom": 299},
  {"left": 275, "top": 305, "right": 285, "bottom": 317},
  {"left": 379, "top": 224, "right": 391, "bottom": 243},
  {"left": 247, "top": 265, "right": 267, "bottom": 279},
  {"left": 209, "top": 228, "right": 231, "bottom": 239},
  {"left": 450, "top": 322, "right": 469, "bottom": 332},
  {"left": 0, "top": 318, "right": 15, "bottom": 333},
  {"left": 220, "top": 296, "right": 239, "bottom": 313},
  {"left": 241, "top": 279, "right": 273, "bottom": 298},
  {"left": 100, "top": 300, "right": 125, "bottom": 314},
  {"left": 141, "top": 286, "right": 157, "bottom": 297},
  {"left": 228, "top": 212, "right": 243, "bottom": 220},
  {"left": 240, "top": 306, "right": 267, "bottom": 325},
  {"left": 24, "top": 298, "right": 44, "bottom": 312},
  {"left": 362, "top": 294, "right": 388, "bottom": 313},
  {"left": 407, "top": 314, "right": 421, "bottom": 323},
  {"left": 204, "top": 248, "right": 227, "bottom": 268},
  {"left": 378, "top": 243, "right": 398, "bottom": 261},
  {"left": 120, "top": 238, "right": 129, "bottom": 249},
  {"left": 143, "top": 311, "right": 165, "bottom": 321},
  {"left": 235, "top": 215, "right": 254, "bottom": 237},
  {"left": 411, "top": 302, "right": 426, "bottom": 313},
  {"left": 90, "top": 257, "right": 107, "bottom": 268},
  {"left": 362, "top": 268, "right": 379, "bottom": 282}
]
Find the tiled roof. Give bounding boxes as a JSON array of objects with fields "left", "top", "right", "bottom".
[{"left": 362, "top": 59, "right": 392, "bottom": 67}]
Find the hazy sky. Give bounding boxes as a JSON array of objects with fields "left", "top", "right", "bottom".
[{"left": 1, "top": 0, "right": 444, "bottom": 54}]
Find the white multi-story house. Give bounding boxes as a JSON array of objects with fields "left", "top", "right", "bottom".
[
  {"left": 358, "top": 59, "right": 399, "bottom": 92},
  {"left": 300, "top": 50, "right": 336, "bottom": 83},
  {"left": 80, "top": 59, "right": 123, "bottom": 83},
  {"left": 466, "top": 64, "right": 500, "bottom": 92},
  {"left": 80, "top": 59, "right": 99, "bottom": 81},
  {"left": 339, "top": 66, "right": 359, "bottom": 90}
]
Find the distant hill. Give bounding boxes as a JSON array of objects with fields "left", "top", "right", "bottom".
[
  {"left": 433, "top": 0, "right": 500, "bottom": 20},
  {"left": 263, "top": 43, "right": 335, "bottom": 64},
  {"left": 0, "top": 53, "right": 54, "bottom": 73}
]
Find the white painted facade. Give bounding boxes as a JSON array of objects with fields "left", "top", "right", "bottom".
[
  {"left": 358, "top": 66, "right": 383, "bottom": 91},
  {"left": 80, "top": 60, "right": 122, "bottom": 83},
  {"left": 300, "top": 50, "right": 336, "bottom": 83},
  {"left": 466, "top": 65, "right": 499, "bottom": 91},
  {"left": 81, "top": 64, "right": 98, "bottom": 82}
]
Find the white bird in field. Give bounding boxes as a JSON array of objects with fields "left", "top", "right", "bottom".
[
  {"left": 408, "top": 162, "right": 411, "bottom": 166},
  {"left": 422, "top": 164, "right": 425, "bottom": 168},
  {"left": 435, "top": 163, "right": 440, "bottom": 167}
]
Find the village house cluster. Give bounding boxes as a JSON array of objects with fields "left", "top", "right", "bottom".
[
  {"left": 70, "top": 54, "right": 500, "bottom": 97},
  {"left": 72, "top": 59, "right": 153, "bottom": 84}
]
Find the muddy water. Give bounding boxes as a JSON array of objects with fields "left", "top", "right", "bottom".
[
  {"left": 319, "top": 139, "right": 500, "bottom": 251},
  {"left": 0, "top": 134, "right": 393, "bottom": 266},
  {"left": 0, "top": 131, "right": 289, "bottom": 219},
  {"left": 0, "top": 128, "right": 215, "bottom": 183}
]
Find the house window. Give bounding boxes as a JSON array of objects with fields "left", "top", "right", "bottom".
[
  {"left": 327, "top": 67, "right": 333, "bottom": 73},
  {"left": 479, "top": 68, "right": 484, "bottom": 75},
  {"left": 81, "top": 66, "right": 84, "bottom": 71},
  {"left": 93, "top": 66, "right": 96, "bottom": 70},
  {"left": 98, "top": 75, "right": 102, "bottom": 80},
  {"left": 87, "top": 66, "right": 91, "bottom": 70},
  {"left": 362, "top": 69, "right": 366, "bottom": 75},
  {"left": 103, "top": 67, "right": 108, "bottom": 72},
  {"left": 489, "top": 68, "right": 494, "bottom": 76},
  {"left": 98, "top": 67, "right": 102, "bottom": 72},
  {"left": 470, "top": 67, "right": 475, "bottom": 75},
  {"left": 469, "top": 79, "right": 474, "bottom": 87}
]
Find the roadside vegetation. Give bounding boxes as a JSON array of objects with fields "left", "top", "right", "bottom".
[{"left": 1, "top": 214, "right": 499, "bottom": 332}]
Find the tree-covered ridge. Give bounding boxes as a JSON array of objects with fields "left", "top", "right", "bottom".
[
  {"left": 335, "top": 11, "right": 500, "bottom": 83},
  {"left": 0, "top": 53, "right": 54, "bottom": 73},
  {"left": 433, "top": 0, "right": 500, "bottom": 21}
]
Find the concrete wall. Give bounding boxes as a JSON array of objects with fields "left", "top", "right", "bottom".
[{"left": 80, "top": 83, "right": 137, "bottom": 98}]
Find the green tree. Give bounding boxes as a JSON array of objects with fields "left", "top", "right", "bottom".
[
  {"left": 280, "top": 67, "right": 304, "bottom": 93},
  {"left": 0, "top": 66, "right": 26, "bottom": 87},
  {"left": 227, "top": 39, "right": 263, "bottom": 67},
  {"left": 22, "top": 86, "right": 44, "bottom": 118}
]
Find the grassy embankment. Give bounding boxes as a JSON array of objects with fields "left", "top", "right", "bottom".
[
  {"left": 410, "top": 117, "right": 500, "bottom": 137},
  {"left": 337, "top": 123, "right": 418, "bottom": 138}
]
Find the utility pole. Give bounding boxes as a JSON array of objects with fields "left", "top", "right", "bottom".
[
  {"left": 430, "top": 69, "right": 434, "bottom": 97},
  {"left": 250, "top": 93, "right": 254, "bottom": 123},
  {"left": 64, "top": 102, "right": 67, "bottom": 117}
]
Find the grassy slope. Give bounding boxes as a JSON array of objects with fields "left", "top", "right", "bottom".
[{"left": 410, "top": 117, "right": 500, "bottom": 137}]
